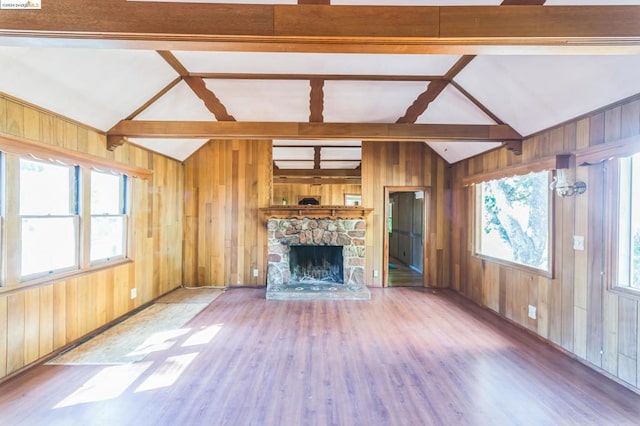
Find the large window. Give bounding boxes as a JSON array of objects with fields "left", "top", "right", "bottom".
[
  {"left": 90, "top": 170, "right": 127, "bottom": 263},
  {"left": 613, "top": 152, "right": 640, "bottom": 291},
  {"left": 20, "top": 158, "right": 79, "bottom": 278},
  {"left": 476, "top": 171, "right": 551, "bottom": 273}
]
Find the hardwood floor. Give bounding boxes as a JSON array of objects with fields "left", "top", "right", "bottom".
[
  {"left": 388, "top": 256, "right": 423, "bottom": 287},
  {"left": 1, "top": 287, "right": 639, "bottom": 425}
]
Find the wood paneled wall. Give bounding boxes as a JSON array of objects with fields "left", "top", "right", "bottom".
[
  {"left": 183, "top": 139, "right": 272, "bottom": 287},
  {"left": 361, "top": 142, "right": 450, "bottom": 287},
  {"left": 451, "top": 97, "right": 640, "bottom": 392},
  {"left": 273, "top": 183, "right": 361, "bottom": 206},
  {"left": 0, "top": 95, "right": 184, "bottom": 380}
]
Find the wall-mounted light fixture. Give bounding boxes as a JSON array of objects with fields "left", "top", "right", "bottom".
[{"left": 550, "top": 165, "right": 586, "bottom": 198}]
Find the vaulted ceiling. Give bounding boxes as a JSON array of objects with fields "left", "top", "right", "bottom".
[{"left": 1, "top": 1, "right": 640, "bottom": 167}]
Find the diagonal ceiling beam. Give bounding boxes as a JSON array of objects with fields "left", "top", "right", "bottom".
[
  {"left": 397, "top": 55, "right": 475, "bottom": 124},
  {"left": 108, "top": 120, "right": 522, "bottom": 142},
  {"left": 125, "top": 77, "right": 182, "bottom": 121},
  {"left": 1, "top": 4, "right": 640, "bottom": 54},
  {"left": 157, "top": 50, "right": 188, "bottom": 76},
  {"left": 156, "top": 50, "right": 235, "bottom": 121},
  {"left": 184, "top": 76, "right": 236, "bottom": 121}
]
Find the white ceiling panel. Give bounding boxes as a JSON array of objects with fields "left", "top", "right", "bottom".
[
  {"left": 276, "top": 161, "right": 314, "bottom": 169},
  {"left": 128, "top": 138, "right": 210, "bottom": 162},
  {"left": 0, "top": 47, "right": 176, "bottom": 131},
  {"left": 321, "top": 147, "right": 361, "bottom": 160},
  {"left": 204, "top": 79, "right": 309, "bottom": 122},
  {"left": 173, "top": 51, "right": 459, "bottom": 76},
  {"left": 321, "top": 161, "right": 361, "bottom": 169},
  {"left": 273, "top": 147, "right": 315, "bottom": 160},
  {"left": 135, "top": 81, "right": 215, "bottom": 121},
  {"left": 324, "top": 81, "right": 427, "bottom": 123},
  {"left": 417, "top": 84, "right": 496, "bottom": 125},
  {"left": 426, "top": 141, "right": 502, "bottom": 164},
  {"left": 455, "top": 55, "right": 640, "bottom": 136}
]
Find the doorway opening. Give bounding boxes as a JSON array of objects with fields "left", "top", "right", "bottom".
[{"left": 383, "top": 186, "right": 429, "bottom": 287}]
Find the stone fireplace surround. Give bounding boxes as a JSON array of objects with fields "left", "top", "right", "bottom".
[{"left": 266, "top": 217, "right": 370, "bottom": 300}]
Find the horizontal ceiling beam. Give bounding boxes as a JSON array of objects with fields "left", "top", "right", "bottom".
[
  {"left": 190, "top": 73, "right": 440, "bottom": 82},
  {"left": 1, "top": 3, "right": 640, "bottom": 54},
  {"left": 274, "top": 177, "right": 362, "bottom": 185},
  {"left": 274, "top": 169, "right": 361, "bottom": 177},
  {"left": 108, "top": 121, "right": 522, "bottom": 142}
]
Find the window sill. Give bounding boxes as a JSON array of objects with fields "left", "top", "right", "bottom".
[
  {"left": 0, "top": 258, "right": 133, "bottom": 296},
  {"left": 608, "top": 285, "right": 640, "bottom": 301}
]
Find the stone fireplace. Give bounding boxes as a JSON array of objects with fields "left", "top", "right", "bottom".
[{"left": 265, "top": 215, "right": 370, "bottom": 300}]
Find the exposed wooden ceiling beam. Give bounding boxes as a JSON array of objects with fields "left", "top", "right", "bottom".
[
  {"left": 184, "top": 76, "right": 235, "bottom": 121},
  {"left": 309, "top": 79, "right": 324, "bottom": 123},
  {"left": 501, "top": 0, "right": 546, "bottom": 5},
  {"left": 397, "top": 55, "right": 475, "bottom": 124},
  {"left": 397, "top": 80, "right": 448, "bottom": 124},
  {"left": 274, "top": 177, "right": 362, "bottom": 185},
  {"left": 190, "top": 73, "right": 440, "bottom": 82},
  {"left": 157, "top": 50, "right": 188, "bottom": 76},
  {"left": 2, "top": 4, "right": 640, "bottom": 54},
  {"left": 125, "top": 77, "right": 182, "bottom": 121},
  {"left": 274, "top": 169, "right": 361, "bottom": 177},
  {"left": 449, "top": 81, "right": 505, "bottom": 125},
  {"left": 275, "top": 159, "right": 360, "bottom": 163},
  {"left": 273, "top": 144, "right": 361, "bottom": 148},
  {"left": 109, "top": 120, "right": 522, "bottom": 141}
]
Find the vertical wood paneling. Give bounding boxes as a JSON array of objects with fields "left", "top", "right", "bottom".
[
  {"left": 361, "top": 142, "right": 448, "bottom": 287},
  {"left": 0, "top": 94, "right": 184, "bottom": 381},
  {"left": 183, "top": 139, "right": 271, "bottom": 287},
  {"left": 451, "top": 95, "right": 640, "bottom": 394}
]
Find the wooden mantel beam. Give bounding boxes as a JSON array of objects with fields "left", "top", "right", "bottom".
[
  {"left": 108, "top": 121, "right": 522, "bottom": 142},
  {"left": 1, "top": 3, "right": 640, "bottom": 54}
]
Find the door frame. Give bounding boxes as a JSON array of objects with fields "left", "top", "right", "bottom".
[{"left": 383, "top": 186, "right": 430, "bottom": 288}]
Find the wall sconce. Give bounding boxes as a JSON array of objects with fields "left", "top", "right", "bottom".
[{"left": 550, "top": 168, "right": 586, "bottom": 197}]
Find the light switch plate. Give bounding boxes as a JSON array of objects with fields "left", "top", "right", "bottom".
[{"left": 573, "top": 235, "right": 585, "bottom": 251}]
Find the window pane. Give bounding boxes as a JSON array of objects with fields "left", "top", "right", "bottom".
[
  {"left": 90, "top": 216, "right": 125, "bottom": 262},
  {"left": 91, "top": 171, "right": 122, "bottom": 215},
  {"left": 478, "top": 171, "right": 550, "bottom": 271},
  {"left": 21, "top": 217, "right": 77, "bottom": 276},
  {"left": 633, "top": 154, "right": 640, "bottom": 288},
  {"left": 20, "top": 159, "right": 73, "bottom": 215},
  {"left": 619, "top": 153, "right": 640, "bottom": 289}
]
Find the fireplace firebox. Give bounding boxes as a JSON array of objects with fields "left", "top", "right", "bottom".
[{"left": 289, "top": 245, "right": 343, "bottom": 285}]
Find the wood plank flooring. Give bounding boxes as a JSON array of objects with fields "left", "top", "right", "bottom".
[
  {"left": 388, "top": 256, "right": 423, "bottom": 287},
  {"left": 1, "top": 288, "right": 639, "bottom": 425}
]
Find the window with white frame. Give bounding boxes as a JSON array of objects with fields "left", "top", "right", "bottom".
[
  {"left": 20, "top": 158, "right": 79, "bottom": 278},
  {"left": 475, "top": 170, "right": 551, "bottom": 273},
  {"left": 613, "top": 152, "right": 640, "bottom": 291},
  {"left": 90, "top": 170, "right": 127, "bottom": 263}
]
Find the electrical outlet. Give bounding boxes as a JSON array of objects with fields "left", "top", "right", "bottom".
[
  {"left": 528, "top": 305, "right": 537, "bottom": 320},
  {"left": 130, "top": 288, "right": 137, "bottom": 299},
  {"left": 573, "top": 235, "right": 585, "bottom": 251},
  {"left": 373, "top": 270, "right": 379, "bottom": 278},
  {"left": 252, "top": 268, "right": 259, "bottom": 277}
]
